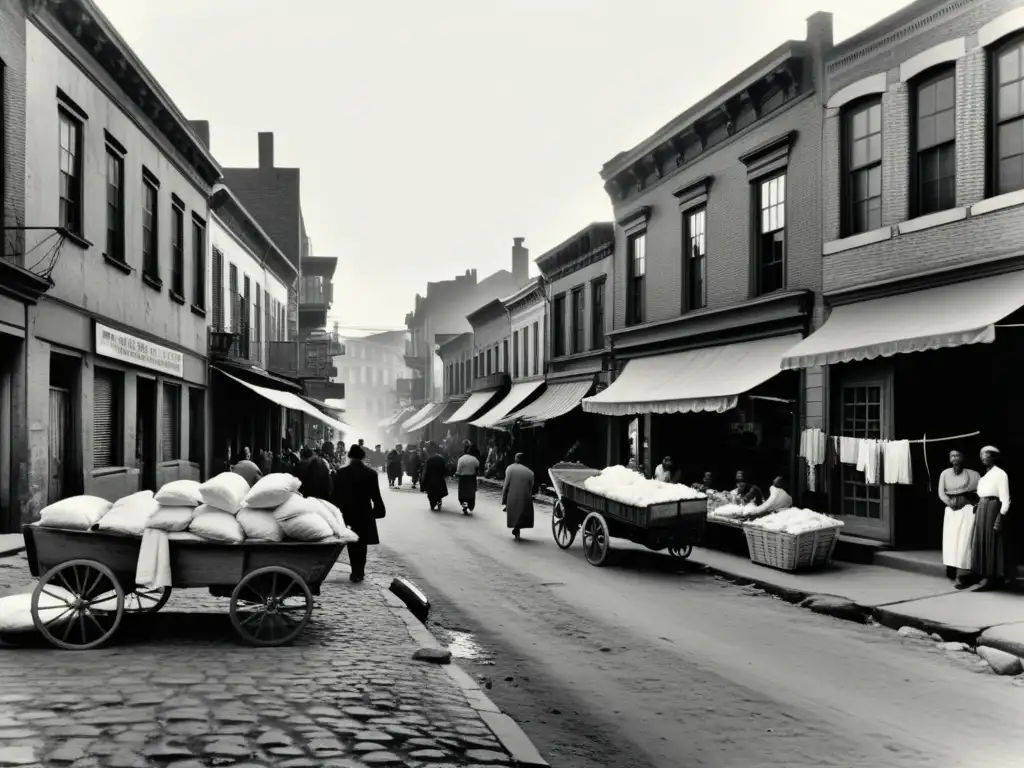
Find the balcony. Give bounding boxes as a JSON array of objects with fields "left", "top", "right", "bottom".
[
  {"left": 209, "top": 329, "right": 261, "bottom": 366},
  {"left": 267, "top": 340, "right": 338, "bottom": 380}
]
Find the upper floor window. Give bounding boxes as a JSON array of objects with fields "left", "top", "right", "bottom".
[
  {"left": 523, "top": 324, "right": 531, "bottom": 375},
  {"left": 533, "top": 321, "right": 540, "bottom": 375},
  {"left": 844, "top": 100, "right": 882, "bottom": 235},
  {"left": 58, "top": 110, "right": 83, "bottom": 234},
  {"left": 994, "top": 36, "right": 1024, "bottom": 195},
  {"left": 513, "top": 330, "right": 520, "bottom": 378},
  {"left": 591, "top": 277, "right": 606, "bottom": 351},
  {"left": 684, "top": 208, "right": 707, "bottom": 310},
  {"left": 104, "top": 146, "right": 124, "bottom": 262},
  {"left": 552, "top": 293, "right": 567, "bottom": 357},
  {"left": 192, "top": 216, "right": 206, "bottom": 309},
  {"left": 627, "top": 233, "right": 646, "bottom": 325},
  {"left": 756, "top": 175, "right": 785, "bottom": 295},
  {"left": 171, "top": 199, "right": 185, "bottom": 297},
  {"left": 142, "top": 176, "right": 159, "bottom": 280},
  {"left": 571, "top": 286, "right": 585, "bottom": 354},
  {"left": 913, "top": 69, "right": 956, "bottom": 215}
]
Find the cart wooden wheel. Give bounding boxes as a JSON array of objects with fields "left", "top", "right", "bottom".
[
  {"left": 669, "top": 545, "right": 693, "bottom": 559},
  {"left": 551, "top": 501, "right": 577, "bottom": 549},
  {"left": 124, "top": 586, "right": 172, "bottom": 614},
  {"left": 581, "top": 511, "right": 611, "bottom": 567},
  {"left": 31, "top": 559, "right": 125, "bottom": 650},
  {"left": 229, "top": 566, "right": 313, "bottom": 647}
]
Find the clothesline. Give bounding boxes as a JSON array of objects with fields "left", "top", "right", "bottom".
[{"left": 907, "top": 430, "right": 981, "bottom": 444}]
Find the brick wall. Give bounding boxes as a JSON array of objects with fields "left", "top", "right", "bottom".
[{"left": 0, "top": 0, "right": 26, "bottom": 254}]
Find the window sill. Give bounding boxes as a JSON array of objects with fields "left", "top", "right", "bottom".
[
  {"left": 190, "top": 304, "right": 207, "bottom": 318},
  {"left": 897, "top": 206, "right": 967, "bottom": 235},
  {"left": 142, "top": 273, "right": 163, "bottom": 291},
  {"left": 59, "top": 228, "right": 92, "bottom": 250},
  {"left": 971, "top": 189, "right": 1024, "bottom": 218},
  {"left": 169, "top": 289, "right": 186, "bottom": 305},
  {"left": 102, "top": 253, "right": 132, "bottom": 275},
  {"left": 823, "top": 226, "right": 893, "bottom": 256}
]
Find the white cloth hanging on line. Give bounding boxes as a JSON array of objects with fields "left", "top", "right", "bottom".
[
  {"left": 883, "top": 440, "right": 913, "bottom": 484},
  {"left": 856, "top": 439, "right": 883, "bottom": 485},
  {"left": 840, "top": 436, "right": 860, "bottom": 465}
]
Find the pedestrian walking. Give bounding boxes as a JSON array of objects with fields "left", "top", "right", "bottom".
[
  {"left": 231, "top": 449, "right": 263, "bottom": 487},
  {"left": 387, "top": 444, "right": 403, "bottom": 488},
  {"left": 963, "top": 446, "right": 1014, "bottom": 591},
  {"left": 502, "top": 452, "right": 535, "bottom": 540},
  {"left": 301, "top": 443, "right": 334, "bottom": 502},
  {"left": 405, "top": 445, "right": 424, "bottom": 490},
  {"left": 421, "top": 443, "right": 449, "bottom": 511},
  {"left": 455, "top": 443, "right": 480, "bottom": 515},
  {"left": 333, "top": 444, "right": 385, "bottom": 583},
  {"left": 938, "top": 449, "right": 980, "bottom": 580}
]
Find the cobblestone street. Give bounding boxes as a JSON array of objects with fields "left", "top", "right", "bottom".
[{"left": 0, "top": 551, "right": 515, "bottom": 768}]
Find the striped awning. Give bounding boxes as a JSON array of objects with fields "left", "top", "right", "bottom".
[
  {"left": 214, "top": 368, "right": 350, "bottom": 434},
  {"left": 401, "top": 403, "right": 439, "bottom": 432},
  {"left": 412, "top": 400, "right": 458, "bottom": 432},
  {"left": 498, "top": 379, "right": 592, "bottom": 427},
  {"left": 470, "top": 380, "right": 545, "bottom": 429},
  {"left": 445, "top": 389, "right": 500, "bottom": 424}
]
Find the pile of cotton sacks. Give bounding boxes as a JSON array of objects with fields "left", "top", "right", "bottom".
[
  {"left": 36, "top": 472, "right": 358, "bottom": 545},
  {"left": 582, "top": 465, "right": 707, "bottom": 507}
]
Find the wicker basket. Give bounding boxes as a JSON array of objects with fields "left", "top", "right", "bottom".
[{"left": 742, "top": 525, "right": 842, "bottom": 571}]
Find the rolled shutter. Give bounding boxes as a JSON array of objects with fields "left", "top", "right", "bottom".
[
  {"left": 94, "top": 370, "right": 115, "bottom": 468},
  {"left": 162, "top": 383, "right": 179, "bottom": 460}
]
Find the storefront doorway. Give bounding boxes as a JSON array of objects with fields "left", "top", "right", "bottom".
[
  {"left": 136, "top": 376, "right": 157, "bottom": 491},
  {"left": 49, "top": 353, "right": 80, "bottom": 502},
  {"left": 0, "top": 335, "right": 17, "bottom": 532}
]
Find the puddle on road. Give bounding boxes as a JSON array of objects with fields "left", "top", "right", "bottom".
[{"left": 438, "top": 628, "right": 492, "bottom": 661}]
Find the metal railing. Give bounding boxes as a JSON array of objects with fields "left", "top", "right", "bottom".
[{"left": 266, "top": 339, "right": 337, "bottom": 379}]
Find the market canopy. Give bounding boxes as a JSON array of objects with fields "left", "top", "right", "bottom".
[
  {"left": 445, "top": 389, "right": 500, "bottom": 424},
  {"left": 411, "top": 400, "right": 458, "bottom": 432},
  {"left": 780, "top": 271, "right": 1024, "bottom": 370},
  {"left": 500, "top": 379, "right": 593, "bottom": 427},
  {"left": 402, "top": 403, "right": 443, "bottom": 432},
  {"left": 582, "top": 334, "right": 802, "bottom": 416},
  {"left": 470, "top": 380, "right": 545, "bottom": 429},
  {"left": 214, "top": 368, "right": 350, "bottom": 434}
]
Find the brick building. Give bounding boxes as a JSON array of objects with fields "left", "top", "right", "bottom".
[
  {"left": 781, "top": 0, "right": 1024, "bottom": 558},
  {"left": 584, "top": 14, "right": 835, "bottom": 494}
]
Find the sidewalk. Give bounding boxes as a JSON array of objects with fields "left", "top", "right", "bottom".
[
  {"left": 0, "top": 553, "right": 547, "bottom": 767},
  {"left": 0, "top": 533, "right": 24, "bottom": 558},
  {"left": 686, "top": 546, "right": 1024, "bottom": 664}
]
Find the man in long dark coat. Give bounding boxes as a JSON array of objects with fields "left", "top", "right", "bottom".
[
  {"left": 333, "top": 444, "right": 385, "bottom": 583},
  {"left": 502, "top": 452, "right": 535, "bottom": 540},
  {"left": 420, "top": 443, "right": 449, "bottom": 511}
]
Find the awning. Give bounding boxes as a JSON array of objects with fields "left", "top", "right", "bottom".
[
  {"left": 215, "top": 368, "right": 350, "bottom": 434},
  {"left": 401, "top": 403, "right": 442, "bottom": 432},
  {"left": 499, "top": 379, "right": 593, "bottom": 427},
  {"left": 582, "top": 334, "right": 801, "bottom": 416},
  {"left": 411, "top": 400, "right": 459, "bottom": 432},
  {"left": 780, "top": 272, "right": 1024, "bottom": 370},
  {"left": 470, "top": 380, "right": 545, "bottom": 429},
  {"left": 445, "top": 389, "right": 500, "bottom": 424}
]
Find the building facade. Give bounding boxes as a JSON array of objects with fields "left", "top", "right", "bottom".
[
  {"left": 584, "top": 13, "right": 834, "bottom": 492},
  {"left": 14, "top": 0, "right": 221, "bottom": 522},
  {"left": 781, "top": 0, "right": 1024, "bottom": 555},
  {"left": 336, "top": 330, "right": 412, "bottom": 430}
]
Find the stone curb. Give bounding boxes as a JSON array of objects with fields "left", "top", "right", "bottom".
[
  {"left": 376, "top": 577, "right": 549, "bottom": 766},
  {"left": 0, "top": 545, "right": 25, "bottom": 559}
]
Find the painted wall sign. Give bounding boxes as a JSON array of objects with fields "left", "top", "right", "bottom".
[{"left": 94, "top": 322, "right": 184, "bottom": 378}]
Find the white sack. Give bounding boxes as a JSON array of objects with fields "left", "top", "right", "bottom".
[
  {"left": 147, "top": 505, "right": 196, "bottom": 533},
  {"left": 188, "top": 506, "right": 246, "bottom": 543},
  {"left": 273, "top": 494, "right": 334, "bottom": 541},
  {"left": 0, "top": 586, "right": 76, "bottom": 634},
  {"left": 236, "top": 509, "right": 285, "bottom": 542},
  {"left": 135, "top": 529, "right": 172, "bottom": 589},
  {"left": 310, "top": 499, "right": 346, "bottom": 537},
  {"left": 154, "top": 479, "right": 203, "bottom": 507},
  {"left": 243, "top": 473, "right": 302, "bottom": 509},
  {"left": 96, "top": 495, "right": 159, "bottom": 537},
  {"left": 198, "top": 472, "right": 251, "bottom": 514},
  {"left": 39, "top": 495, "right": 112, "bottom": 531}
]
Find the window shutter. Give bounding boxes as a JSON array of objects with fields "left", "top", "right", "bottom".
[
  {"left": 94, "top": 370, "right": 115, "bottom": 468},
  {"left": 162, "top": 384, "right": 179, "bottom": 460},
  {"left": 212, "top": 247, "right": 224, "bottom": 330}
]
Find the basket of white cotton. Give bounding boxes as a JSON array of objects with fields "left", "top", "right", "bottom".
[{"left": 742, "top": 508, "right": 844, "bottom": 571}]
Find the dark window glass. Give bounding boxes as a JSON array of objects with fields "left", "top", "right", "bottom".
[
  {"left": 915, "top": 70, "right": 956, "bottom": 214},
  {"left": 995, "top": 37, "right": 1024, "bottom": 195},
  {"left": 684, "top": 208, "right": 706, "bottom": 310},
  {"left": 192, "top": 218, "right": 206, "bottom": 307},
  {"left": 845, "top": 100, "right": 883, "bottom": 234},
  {"left": 142, "top": 180, "right": 158, "bottom": 278},
  {"left": 105, "top": 149, "right": 123, "bottom": 261},
  {"left": 171, "top": 204, "right": 185, "bottom": 296},
  {"left": 58, "top": 111, "right": 82, "bottom": 234},
  {"left": 591, "top": 278, "right": 606, "bottom": 350},
  {"left": 571, "top": 287, "right": 585, "bottom": 354},
  {"left": 553, "top": 294, "right": 566, "bottom": 357},
  {"left": 757, "top": 175, "right": 785, "bottom": 295},
  {"left": 627, "top": 233, "right": 646, "bottom": 325}
]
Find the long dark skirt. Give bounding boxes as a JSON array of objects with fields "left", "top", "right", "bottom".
[
  {"left": 458, "top": 475, "right": 477, "bottom": 511},
  {"left": 971, "top": 497, "right": 1014, "bottom": 580}
]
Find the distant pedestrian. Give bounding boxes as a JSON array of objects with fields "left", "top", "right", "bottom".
[
  {"left": 456, "top": 444, "right": 480, "bottom": 515},
  {"left": 301, "top": 443, "right": 334, "bottom": 502},
  {"left": 231, "top": 449, "right": 262, "bottom": 487},
  {"left": 333, "top": 444, "right": 385, "bottom": 583},
  {"left": 502, "top": 452, "right": 535, "bottom": 540},
  {"left": 387, "top": 444, "right": 403, "bottom": 488},
  {"left": 405, "top": 445, "right": 423, "bottom": 490},
  {"left": 421, "top": 443, "right": 449, "bottom": 511}
]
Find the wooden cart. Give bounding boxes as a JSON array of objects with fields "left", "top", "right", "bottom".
[
  {"left": 547, "top": 464, "right": 708, "bottom": 567},
  {"left": 22, "top": 524, "right": 344, "bottom": 650}
]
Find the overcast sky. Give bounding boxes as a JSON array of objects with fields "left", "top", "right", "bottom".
[{"left": 95, "top": 0, "right": 906, "bottom": 333}]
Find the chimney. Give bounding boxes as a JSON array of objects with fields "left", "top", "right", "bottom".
[
  {"left": 258, "top": 132, "right": 274, "bottom": 169},
  {"left": 806, "top": 11, "right": 833, "bottom": 50},
  {"left": 512, "top": 237, "right": 528, "bottom": 283},
  {"left": 189, "top": 120, "right": 210, "bottom": 149}
]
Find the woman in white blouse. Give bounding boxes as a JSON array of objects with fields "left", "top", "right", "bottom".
[{"left": 964, "top": 446, "right": 1013, "bottom": 591}]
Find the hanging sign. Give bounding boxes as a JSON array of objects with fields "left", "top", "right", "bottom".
[{"left": 94, "top": 322, "right": 184, "bottom": 378}]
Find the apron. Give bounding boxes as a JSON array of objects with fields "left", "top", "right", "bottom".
[{"left": 942, "top": 492, "right": 976, "bottom": 570}]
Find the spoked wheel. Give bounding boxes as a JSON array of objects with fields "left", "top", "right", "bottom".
[
  {"left": 581, "top": 512, "right": 611, "bottom": 567},
  {"left": 31, "top": 559, "right": 125, "bottom": 650},
  {"left": 229, "top": 566, "right": 313, "bottom": 647},
  {"left": 668, "top": 544, "right": 693, "bottom": 559},
  {"left": 124, "top": 586, "right": 172, "bottom": 614},
  {"left": 551, "top": 501, "right": 577, "bottom": 549}
]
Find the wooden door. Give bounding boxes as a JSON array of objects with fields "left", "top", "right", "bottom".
[
  {"left": 48, "top": 387, "right": 69, "bottom": 502},
  {"left": 835, "top": 378, "right": 892, "bottom": 542}
]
